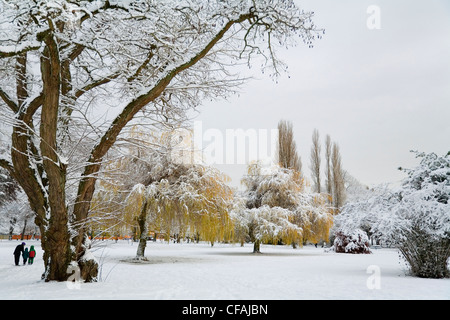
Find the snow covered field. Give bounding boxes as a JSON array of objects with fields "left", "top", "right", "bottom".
[{"left": 0, "top": 239, "right": 448, "bottom": 300}]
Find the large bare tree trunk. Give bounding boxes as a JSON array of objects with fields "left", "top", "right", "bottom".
[
  {"left": 6, "top": 32, "right": 95, "bottom": 282},
  {"left": 39, "top": 33, "right": 73, "bottom": 281}
]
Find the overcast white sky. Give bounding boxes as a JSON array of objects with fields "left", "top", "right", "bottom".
[{"left": 189, "top": 0, "right": 450, "bottom": 189}]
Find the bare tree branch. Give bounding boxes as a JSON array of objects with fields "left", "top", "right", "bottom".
[{"left": 0, "top": 87, "right": 18, "bottom": 113}]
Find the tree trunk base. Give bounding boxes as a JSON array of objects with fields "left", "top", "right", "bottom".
[
  {"left": 133, "top": 255, "right": 149, "bottom": 262},
  {"left": 253, "top": 240, "right": 261, "bottom": 254},
  {"left": 79, "top": 259, "right": 98, "bottom": 282}
]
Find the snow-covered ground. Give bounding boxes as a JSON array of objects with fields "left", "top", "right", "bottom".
[{"left": 0, "top": 239, "right": 448, "bottom": 300}]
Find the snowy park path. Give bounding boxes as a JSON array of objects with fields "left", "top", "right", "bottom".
[{"left": 0, "top": 240, "right": 448, "bottom": 299}]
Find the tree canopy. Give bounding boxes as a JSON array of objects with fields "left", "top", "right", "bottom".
[{"left": 234, "top": 161, "right": 333, "bottom": 252}]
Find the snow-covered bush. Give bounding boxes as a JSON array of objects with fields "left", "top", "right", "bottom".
[
  {"left": 335, "top": 151, "right": 450, "bottom": 278},
  {"left": 334, "top": 229, "right": 371, "bottom": 254}
]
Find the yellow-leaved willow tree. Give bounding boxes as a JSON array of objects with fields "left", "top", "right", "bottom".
[
  {"left": 90, "top": 126, "right": 234, "bottom": 260},
  {"left": 233, "top": 161, "right": 333, "bottom": 253},
  {"left": 126, "top": 164, "right": 234, "bottom": 260}
]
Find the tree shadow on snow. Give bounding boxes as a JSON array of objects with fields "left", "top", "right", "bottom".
[
  {"left": 119, "top": 256, "right": 203, "bottom": 265},
  {"left": 202, "top": 250, "right": 324, "bottom": 257}
]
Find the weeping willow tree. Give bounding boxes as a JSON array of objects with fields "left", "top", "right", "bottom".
[
  {"left": 88, "top": 127, "right": 160, "bottom": 242},
  {"left": 125, "top": 164, "right": 234, "bottom": 260},
  {"left": 234, "top": 161, "right": 333, "bottom": 253},
  {"left": 90, "top": 126, "right": 234, "bottom": 260},
  {"left": 89, "top": 180, "right": 126, "bottom": 240}
]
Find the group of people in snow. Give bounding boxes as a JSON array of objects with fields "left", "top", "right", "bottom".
[{"left": 13, "top": 242, "right": 36, "bottom": 266}]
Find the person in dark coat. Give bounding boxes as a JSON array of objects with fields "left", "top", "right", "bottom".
[{"left": 13, "top": 242, "right": 25, "bottom": 266}]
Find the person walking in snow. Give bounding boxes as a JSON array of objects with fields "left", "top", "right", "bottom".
[
  {"left": 28, "top": 245, "right": 36, "bottom": 265},
  {"left": 13, "top": 242, "right": 25, "bottom": 266},
  {"left": 22, "top": 247, "right": 29, "bottom": 265}
]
